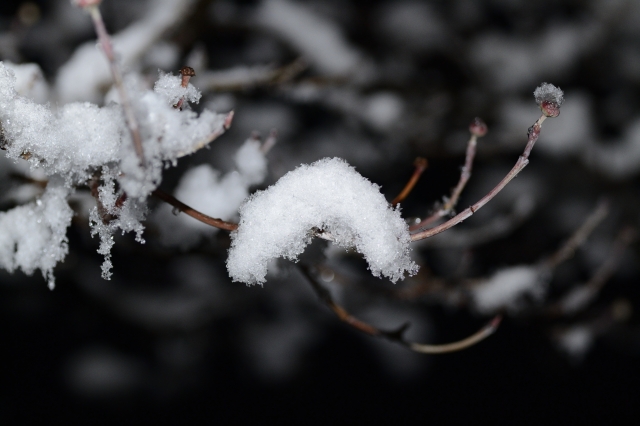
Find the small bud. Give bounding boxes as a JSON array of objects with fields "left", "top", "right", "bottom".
[
  {"left": 179, "top": 66, "right": 196, "bottom": 88},
  {"left": 469, "top": 117, "right": 488, "bottom": 137},
  {"left": 540, "top": 100, "right": 560, "bottom": 118},
  {"left": 534, "top": 82, "right": 564, "bottom": 118}
]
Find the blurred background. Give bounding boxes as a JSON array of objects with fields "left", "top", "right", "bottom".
[{"left": 2, "top": 0, "right": 640, "bottom": 423}]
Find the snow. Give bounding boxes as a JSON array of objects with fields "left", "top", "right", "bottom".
[
  {"left": 226, "top": 157, "right": 418, "bottom": 285},
  {"left": 471, "top": 265, "right": 542, "bottom": 314},
  {"left": 153, "top": 70, "right": 201, "bottom": 106},
  {"left": 0, "top": 178, "right": 73, "bottom": 290},
  {"left": 255, "top": 0, "right": 362, "bottom": 76},
  {"left": 555, "top": 325, "right": 593, "bottom": 361},
  {"left": 234, "top": 138, "right": 267, "bottom": 185},
  {"left": 57, "top": 0, "right": 195, "bottom": 103},
  {"left": 0, "top": 59, "right": 228, "bottom": 284},
  {"left": 534, "top": 82, "right": 565, "bottom": 107}
]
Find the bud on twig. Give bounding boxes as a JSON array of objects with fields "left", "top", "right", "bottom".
[
  {"left": 179, "top": 66, "right": 196, "bottom": 88},
  {"left": 534, "top": 82, "right": 564, "bottom": 118},
  {"left": 469, "top": 117, "right": 488, "bottom": 137}
]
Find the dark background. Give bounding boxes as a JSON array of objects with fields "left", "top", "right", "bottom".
[{"left": 2, "top": 0, "right": 640, "bottom": 423}]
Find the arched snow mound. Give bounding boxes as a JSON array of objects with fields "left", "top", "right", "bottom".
[{"left": 227, "top": 158, "right": 418, "bottom": 285}]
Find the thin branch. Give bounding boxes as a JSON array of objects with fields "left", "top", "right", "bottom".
[
  {"left": 410, "top": 119, "right": 486, "bottom": 231},
  {"left": 152, "top": 189, "right": 238, "bottom": 232},
  {"left": 176, "top": 111, "right": 234, "bottom": 158},
  {"left": 545, "top": 199, "right": 610, "bottom": 270},
  {"left": 411, "top": 115, "right": 547, "bottom": 242},
  {"left": 552, "top": 226, "right": 637, "bottom": 316},
  {"left": 85, "top": 4, "right": 145, "bottom": 165},
  {"left": 391, "top": 157, "right": 428, "bottom": 207},
  {"left": 300, "top": 265, "right": 501, "bottom": 354}
]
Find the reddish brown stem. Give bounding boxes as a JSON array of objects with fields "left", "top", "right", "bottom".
[
  {"left": 411, "top": 115, "right": 547, "bottom": 242},
  {"left": 152, "top": 189, "right": 238, "bottom": 232},
  {"left": 410, "top": 120, "right": 485, "bottom": 231},
  {"left": 391, "top": 157, "right": 428, "bottom": 207}
]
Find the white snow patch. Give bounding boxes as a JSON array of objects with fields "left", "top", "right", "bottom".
[
  {"left": 471, "top": 265, "right": 542, "bottom": 314},
  {"left": 227, "top": 157, "right": 418, "bottom": 285},
  {"left": 0, "top": 179, "right": 73, "bottom": 289}
]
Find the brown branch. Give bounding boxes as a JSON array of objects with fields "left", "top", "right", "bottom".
[
  {"left": 391, "top": 157, "right": 428, "bottom": 207},
  {"left": 411, "top": 115, "right": 547, "bottom": 242},
  {"left": 152, "top": 189, "right": 238, "bottom": 232},
  {"left": 410, "top": 118, "right": 486, "bottom": 231},
  {"left": 300, "top": 265, "right": 501, "bottom": 354}
]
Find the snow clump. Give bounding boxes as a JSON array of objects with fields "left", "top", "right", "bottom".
[
  {"left": 534, "top": 82, "right": 564, "bottom": 107},
  {"left": 227, "top": 157, "right": 418, "bottom": 285}
]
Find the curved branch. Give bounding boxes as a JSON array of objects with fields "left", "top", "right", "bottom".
[
  {"left": 300, "top": 265, "right": 501, "bottom": 354},
  {"left": 391, "top": 157, "right": 428, "bottom": 206}
]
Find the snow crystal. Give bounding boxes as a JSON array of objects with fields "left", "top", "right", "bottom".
[
  {"left": 153, "top": 70, "right": 201, "bottom": 106},
  {"left": 227, "top": 157, "right": 418, "bottom": 285},
  {"left": 534, "top": 82, "right": 564, "bottom": 107},
  {"left": 2, "top": 61, "right": 49, "bottom": 103},
  {"left": 0, "top": 179, "right": 73, "bottom": 289},
  {"left": 471, "top": 265, "right": 543, "bottom": 314}
]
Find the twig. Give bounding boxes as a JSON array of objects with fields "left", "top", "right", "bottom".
[
  {"left": 77, "top": 1, "right": 145, "bottom": 165},
  {"left": 411, "top": 115, "right": 547, "bottom": 242},
  {"left": 391, "top": 157, "right": 428, "bottom": 207},
  {"left": 152, "top": 189, "right": 238, "bottom": 232},
  {"left": 410, "top": 118, "right": 486, "bottom": 231},
  {"left": 300, "top": 265, "right": 501, "bottom": 354},
  {"left": 176, "top": 111, "right": 234, "bottom": 158},
  {"left": 260, "top": 129, "right": 278, "bottom": 154},
  {"left": 553, "top": 227, "right": 637, "bottom": 316},
  {"left": 545, "top": 199, "right": 610, "bottom": 270}
]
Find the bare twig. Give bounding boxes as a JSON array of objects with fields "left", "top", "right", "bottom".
[
  {"left": 410, "top": 119, "right": 486, "bottom": 231},
  {"left": 545, "top": 199, "right": 610, "bottom": 270},
  {"left": 260, "top": 129, "right": 278, "bottom": 154},
  {"left": 300, "top": 265, "right": 501, "bottom": 354},
  {"left": 411, "top": 115, "right": 547, "bottom": 242},
  {"left": 391, "top": 157, "right": 428, "bottom": 206},
  {"left": 152, "top": 189, "right": 238, "bottom": 232},
  {"left": 552, "top": 227, "right": 637, "bottom": 316}
]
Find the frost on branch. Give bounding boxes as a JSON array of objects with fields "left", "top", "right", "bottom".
[
  {"left": 0, "top": 179, "right": 73, "bottom": 290},
  {"left": 227, "top": 157, "right": 418, "bottom": 285},
  {"left": 0, "top": 60, "right": 229, "bottom": 283}
]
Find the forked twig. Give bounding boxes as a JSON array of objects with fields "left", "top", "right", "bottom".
[
  {"left": 410, "top": 118, "right": 487, "bottom": 231},
  {"left": 300, "top": 265, "right": 501, "bottom": 354},
  {"left": 411, "top": 115, "right": 547, "bottom": 241},
  {"left": 152, "top": 189, "right": 238, "bottom": 232},
  {"left": 391, "top": 157, "right": 428, "bottom": 206}
]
